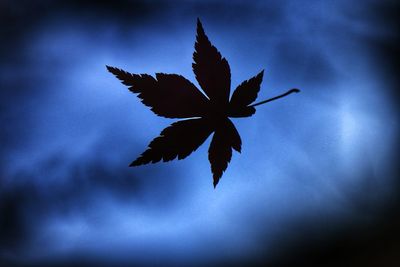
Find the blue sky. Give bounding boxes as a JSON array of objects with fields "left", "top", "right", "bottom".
[{"left": 1, "top": 0, "right": 399, "bottom": 266}]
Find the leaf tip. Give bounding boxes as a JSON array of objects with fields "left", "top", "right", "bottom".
[
  {"left": 106, "top": 65, "right": 119, "bottom": 76},
  {"left": 129, "top": 159, "right": 140, "bottom": 167},
  {"left": 196, "top": 17, "right": 205, "bottom": 34},
  {"left": 213, "top": 179, "right": 219, "bottom": 188},
  {"left": 212, "top": 172, "right": 222, "bottom": 188},
  {"left": 258, "top": 69, "right": 265, "bottom": 79}
]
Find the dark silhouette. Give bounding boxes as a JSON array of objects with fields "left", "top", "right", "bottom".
[{"left": 107, "top": 18, "right": 300, "bottom": 187}]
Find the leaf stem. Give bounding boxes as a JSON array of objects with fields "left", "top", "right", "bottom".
[{"left": 249, "top": 88, "right": 300, "bottom": 107}]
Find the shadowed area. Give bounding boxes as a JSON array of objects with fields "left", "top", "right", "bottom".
[{"left": 1, "top": 0, "right": 399, "bottom": 266}]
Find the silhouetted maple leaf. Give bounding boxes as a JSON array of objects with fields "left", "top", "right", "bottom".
[{"left": 107, "top": 18, "right": 300, "bottom": 187}]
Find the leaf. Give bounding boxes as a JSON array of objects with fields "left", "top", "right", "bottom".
[
  {"left": 192, "top": 18, "right": 231, "bottom": 108},
  {"left": 131, "top": 118, "right": 213, "bottom": 166},
  {"left": 228, "top": 70, "right": 264, "bottom": 117},
  {"left": 107, "top": 18, "right": 298, "bottom": 187},
  {"left": 107, "top": 66, "right": 209, "bottom": 118},
  {"left": 208, "top": 118, "right": 241, "bottom": 187}
]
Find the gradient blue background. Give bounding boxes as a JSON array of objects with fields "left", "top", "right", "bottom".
[{"left": 1, "top": 0, "right": 399, "bottom": 266}]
